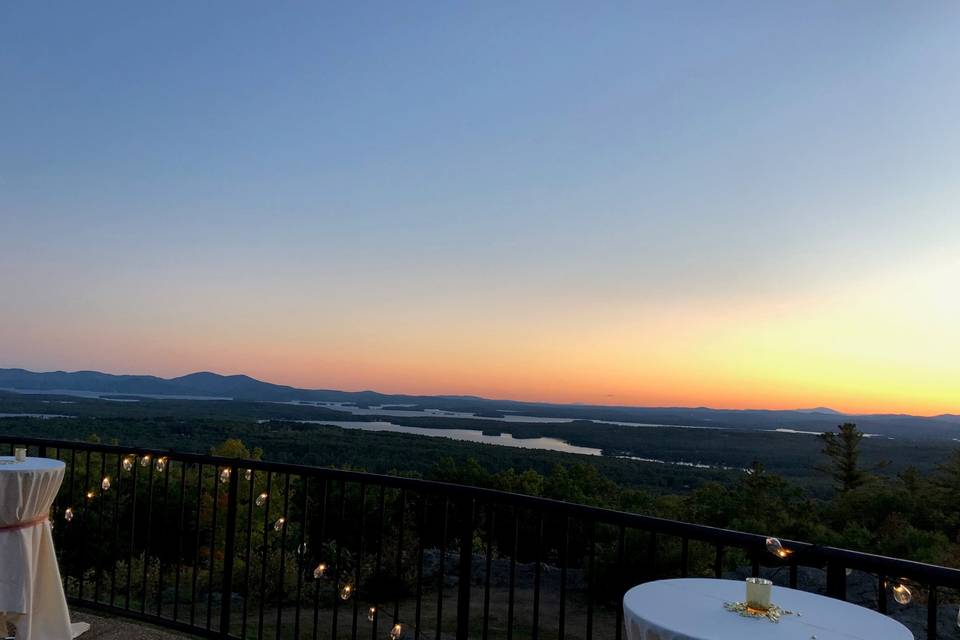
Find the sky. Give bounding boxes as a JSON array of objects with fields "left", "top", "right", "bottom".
[{"left": 2, "top": 2, "right": 959, "bottom": 415}]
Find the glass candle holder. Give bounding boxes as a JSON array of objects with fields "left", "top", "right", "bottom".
[
  {"left": 746, "top": 577, "right": 773, "bottom": 610},
  {"left": 14, "top": 447, "right": 27, "bottom": 462}
]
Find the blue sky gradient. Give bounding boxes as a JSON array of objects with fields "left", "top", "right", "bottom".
[{"left": 2, "top": 2, "right": 959, "bottom": 411}]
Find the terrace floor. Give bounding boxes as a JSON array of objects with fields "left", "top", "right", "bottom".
[{"left": 69, "top": 609, "right": 188, "bottom": 640}]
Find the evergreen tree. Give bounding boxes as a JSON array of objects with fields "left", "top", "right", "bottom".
[{"left": 818, "top": 423, "right": 868, "bottom": 493}]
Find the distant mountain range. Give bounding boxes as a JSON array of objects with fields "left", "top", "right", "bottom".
[{"left": 2, "top": 367, "right": 959, "bottom": 440}]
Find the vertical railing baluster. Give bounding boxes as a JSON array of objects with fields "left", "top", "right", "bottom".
[
  {"left": 927, "top": 585, "right": 937, "bottom": 640},
  {"left": 220, "top": 462, "right": 239, "bottom": 639},
  {"left": 94, "top": 451, "right": 106, "bottom": 602},
  {"left": 174, "top": 461, "right": 187, "bottom": 622},
  {"left": 646, "top": 531, "right": 657, "bottom": 582},
  {"left": 456, "top": 498, "right": 475, "bottom": 640},
  {"left": 331, "top": 479, "right": 347, "bottom": 640},
  {"left": 507, "top": 510, "right": 518, "bottom": 640},
  {"left": 142, "top": 453, "right": 155, "bottom": 614},
  {"left": 351, "top": 483, "right": 367, "bottom": 640},
  {"left": 372, "top": 485, "right": 386, "bottom": 640},
  {"left": 312, "top": 478, "right": 328, "bottom": 640},
  {"left": 532, "top": 514, "right": 543, "bottom": 640},
  {"left": 393, "top": 488, "right": 407, "bottom": 627},
  {"left": 241, "top": 466, "right": 255, "bottom": 638},
  {"left": 482, "top": 504, "right": 494, "bottom": 640},
  {"left": 66, "top": 448, "right": 77, "bottom": 597},
  {"left": 78, "top": 449, "right": 91, "bottom": 601},
  {"left": 586, "top": 521, "right": 595, "bottom": 640},
  {"left": 127, "top": 454, "right": 140, "bottom": 611},
  {"left": 878, "top": 575, "right": 888, "bottom": 614},
  {"left": 191, "top": 464, "right": 204, "bottom": 627},
  {"left": 414, "top": 495, "right": 426, "bottom": 640},
  {"left": 826, "top": 561, "right": 846, "bottom": 600},
  {"left": 276, "top": 473, "right": 292, "bottom": 639},
  {"left": 157, "top": 457, "right": 170, "bottom": 617},
  {"left": 680, "top": 537, "right": 689, "bottom": 578},
  {"left": 110, "top": 452, "right": 122, "bottom": 607},
  {"left": 558, "top": 516, "right": 569, "bottom": 640},
  {"left": 436, "top": 497, "right": 449, "bottom": 640},
  {"left": 257, "top": 471, "right": 273, "bottom": 640},
  {"left": 615, "top": 525, "right": 625, "bottom": 640},
  {"left": 207, "top": 465, "right": 220, "bottom": 630},
  {"left": 713, "top": 545, "right": 724, "bottom": 579},
  {"left": 294, "top": 475, "right": 309, "bottom": 640}
]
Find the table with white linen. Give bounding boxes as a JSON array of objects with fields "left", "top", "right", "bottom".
[
  {"left": 623, "top": 578, "right": 913, "bottom": 640},
  {"left": 0, "top": 456, "right": 89, "bottom": 640}
]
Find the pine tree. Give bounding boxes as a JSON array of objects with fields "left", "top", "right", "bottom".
[{"left": 818, "top": 423, "right": 868, "bottom": 493}]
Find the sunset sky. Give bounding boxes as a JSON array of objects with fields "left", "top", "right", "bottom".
[{"left": 2, "top": 2, "right": 959, "bottom": 415}]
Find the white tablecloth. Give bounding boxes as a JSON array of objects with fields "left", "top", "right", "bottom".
[
  {"left": 624, "top": 578, "right": 913, "bottom": 640},
  {"left": 0, "top": 456, "right": 88, "bottom": 640}
]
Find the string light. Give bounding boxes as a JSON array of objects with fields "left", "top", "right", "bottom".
[
  {"left": 219, "top": 468, "right": 231, "bottom": 484},
  {"left": 101, "top": 477, "right": 111, "bottom": 491},
  {"left": 244, "top": 469, "right": 253, "bottom": 481},
  {"left": 86, "top": 490, "right": 95, "bottom": 500},
  {"left": 313, "top": 563, "right": 328, "bottom": 579},
  {"left": 765, "top": 537, "right": 791, "bottom": 558},
  {"left": 339, "top": 583, "right": 354, "bottom": 601},
  {"left": 892, "top": 582, "right": 912, "bottom": 605},
  {"left": 122, "top": 456, "right": 135, "bottom": 471},
  {"left": 297, "top": 542, "right": 308, "bottom": 556},
  {"left": 390, "top": 623, "right": 403, "bottom": 639},
  {"left": 140, "top": 455, "right": 151, "bottom": 467},
  {"left": 256, "top": 492, "right": 269, "bottom": 507},
  {"left": 274, "top": 517, "right": 285, "bottom": 532},
  {"left": 155, "top": 457, "right": 167, "bottom": 472},
  {"left": 64, "top": 507, "right": 74, "bottom": 522},
  {"left": 367, "top": 606, "right": 376, "bottom": 622}
]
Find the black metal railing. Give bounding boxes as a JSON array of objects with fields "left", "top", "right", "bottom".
[{"left": 3, "top": 436, "right": 959, "bottom": 639}]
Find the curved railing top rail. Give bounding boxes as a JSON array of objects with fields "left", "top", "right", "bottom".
[{"left": 7, "top": 434, "right": 960, "bottom": 589}]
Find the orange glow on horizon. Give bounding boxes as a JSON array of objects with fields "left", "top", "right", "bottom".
[{"left": 10, "top": 252, "right": 959, "bottom": 417}]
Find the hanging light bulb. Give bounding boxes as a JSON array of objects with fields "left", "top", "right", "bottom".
[
  {"left": 155, "top": 456, "right": 167, "bottom": 472},
  {"left": 140, "top": 454, "right": 152, "bottom": 467},
  {"left": 389, "top": 623, "right": 403, "bottom": 640},
  {"left": 64, "top": 507, "right": 74, "bottom": 522},
  {"left": 256, "top": 492, "right": 269, "bottom": 507},
  {"left": 244, "top": 468, "right": 253, "bottom": 481},
  {"left": 297, "top": 542, "right": 308, "bottom": 556},
  {"left": 274, "top": 517, "right": 285, "bottom": 532},
  {"left": 339, "top": 583, "right": 354, "bottom": 601},
  {"left": 892, "top": 582, "right": 912, "bottom": 605},
  {"left": 367, "top": 606, "right": 376, "bottom": 622},
  {"left": 313, "top": 562, "right": 328, "bottom": 579},
  {"left": 101, "top": 476, "right": 111, "bottom": 491},
  {"left": 122, "top": 456, "right": 135, "bottom": 471},
  {"left": 765, "top": 537, "right": 790, "bottom": 558},
  {"left": 86, "top": 490, "right": 95, "bottom": 500},
  {"left": 219, "top": 468, "right": 231, "bottom": 484}
]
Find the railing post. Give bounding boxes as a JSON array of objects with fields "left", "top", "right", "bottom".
[
  {"left": 456, "top": 498, "right": 475, "bottom": 640},
  {"left": 219, "top": 463, "right": 240, "bottom": 638},
  {"left": 826, "top": 561, "right": 846, "bottom": 600}
]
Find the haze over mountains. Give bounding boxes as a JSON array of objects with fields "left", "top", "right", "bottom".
[{"left": 2, "top": 367, "right": 959, "bottom": 441}]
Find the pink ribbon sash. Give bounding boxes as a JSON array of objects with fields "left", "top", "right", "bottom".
[{"left": 0, "top": 515, "right": 48, "bottom": 532}]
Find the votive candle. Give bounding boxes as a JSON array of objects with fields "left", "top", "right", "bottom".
[
  {"left": 745, "top": 577, "right": 772, "bottom": 610},
  {"left": 14, "top": 447, "right": 27, "bottom": 462}
]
